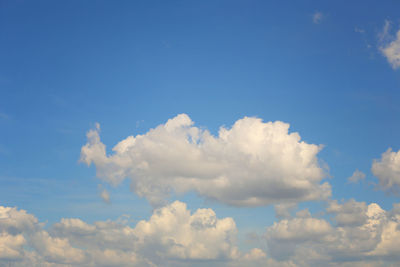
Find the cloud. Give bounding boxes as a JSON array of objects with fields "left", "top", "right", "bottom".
[
  {"left": 4, "top": 198, "right": 400, "bottom": 266},
  {"left": 98, "top": 185, "right": 110, "bottom": 203},
  {"left": 132, "top": 201, "right": 239, "bottom": 262},
  {"left": 378, "top": 20, "right": 400, "bottom": 69},
  {"left": 312, "top": 11, "right": 323, "bottom": 24},
  {"left": 355, "top": 27, "right": 365, "bottom": 34},
  {"left": 0, "top": 233, "right": 26, "bottom": 261},
  {"left": 274, "top": 203, "right": 297, "bottom": 219},
  {"left": 81, "top": 114, "right": 330, "bottom": 207},
  {"left": 372, "top": 148, "right": 400, "bottom": 193},
  {"left": 264, "top": 199, "right": 400, "bottom": 266},
  {"left": 327, "top": 199, "right": 368, "bottom": 226},
  {"left": 347, "top": 169, "right": 366, "bottom": 184},
  {"left": 0, "top": 201, "right": 254, "bottom": 266}
]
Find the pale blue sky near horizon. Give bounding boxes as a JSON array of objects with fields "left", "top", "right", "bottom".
[{"left": 1, "top": 0, "right": 400, "bottom": 247}]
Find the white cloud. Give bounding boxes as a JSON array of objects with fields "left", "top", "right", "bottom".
[
  {"left": 347, "top": 169, "right": 366, "bottom": 184},
  {"left": 264, "top": 199, "right": 400, "bottom": 266},
  {"left": 0, "top": 201, "right": 260, "bottom": 266},
  {"left": 312, "top": 11, "right": 323, "bottom": 24},
  {"left": 30, "top": 231, "right": 87, "bottom": 265},
  {"left": 372, "top": 148, "right": 400, "bottom": 192},
  {"left": 81, "top": 114, "right": 330, "bottom": 207},
  {"left": 378, "top": 20, "right": 400, "bottom": 69},
  {"left": 327, "top": 199, "right": 368, "bottom": 226},
  {"left": 0, "top": 206, "right": 38, "bottom": 234},
  {"left": 4, "top": 200, "right": 400, "bottom": 266},
  {"left": 0, "top": 233, "right": 26, "bottom": 261},
  {"left": 132, "top": 201, "right": 239, "bottom": 262},
  {"left": 242, "top": 248, "right": 266, "bottom": 261}
]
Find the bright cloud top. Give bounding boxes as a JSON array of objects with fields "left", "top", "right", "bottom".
[
  {"left": 372, "top": 148, "right": 400, "bottom": 193},
  {"left": 81, "top": 114, "right": 330, "bottom": 206}
]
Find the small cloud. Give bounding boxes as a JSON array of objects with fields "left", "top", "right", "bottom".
[
  {"left": 354, "top": 27, "right": 365, "bottom": 34},
  {"left": 379, "top": 20, "right": 391, "bottom": 43},
  {"left": 312, "top": 11, "right": 323, "bottom": 24},
  {"left": 98, "top": 185, "right": 110, "bottom": 204},
  {"left": 347, "top": 169, "right": 366, "bottom": 184},
  {"left": 378, "top": 20, "right": 400, "bottom": 69}
]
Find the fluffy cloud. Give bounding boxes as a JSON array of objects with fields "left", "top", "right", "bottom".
[
  {"left": 264, "top": 199, "right": 400, "bottom": 266},
  {"left": 132, "top": 201, "right": 239, "bottom": 261},
  {"left": 4, "top": 199, "right": 400, "bottom": 266},
  {"left": 0, "top": 201, "right": 249, "bottom": 266},
  {"left": 0, "top": 233, "right": 26, "bottom": 261},
  {"left": 372, "top": 148, "right": 400, "bottom": 193},
  {"left": 81, "top": 114, "right": 330, "bottom": 206},
  {"left": 378, "top": 20, "right": 400, "bottom": 69}
]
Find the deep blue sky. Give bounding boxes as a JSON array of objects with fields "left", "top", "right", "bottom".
[{"left": 1, "top": 0, "right": 400, "bottom": 244}]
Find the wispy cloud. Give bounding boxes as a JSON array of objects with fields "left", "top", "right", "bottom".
[
  {"left": 98, "top": 184, "right": 111, "bottom": 204},
  {"left": 378, "top": 20, "right": 400, "bottom": 69},
  {"left": 347, "top": 169, "right": 366, "bottom": 183},
  {"left": 354, "top": 27, "right": 365, "bottom": 34},
  {"left": 312, "top": 11, "right": 323, "bottom": 24}
]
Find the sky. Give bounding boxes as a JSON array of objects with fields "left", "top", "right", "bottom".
[{"left": 1, "top": 0, "right": 400, "bottom": 266}]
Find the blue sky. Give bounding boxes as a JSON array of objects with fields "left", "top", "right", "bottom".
[{"left": 1, "top": 1, "right": 400, "bottom": 266}]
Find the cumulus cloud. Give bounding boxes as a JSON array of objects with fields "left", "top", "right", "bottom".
[
  {"left": 372, "top": 148, "right": 400, "bottom": 193},
  {"left": 347, "top": 169, "right": 366, "bottom": 184},
  {"left": 81, "top": 114, "right": 330, "bottom": 207},
  {"left": 4, "top": 199, "right": 400, "bottom": 266},
  {"left": 378, "top": 20, "right": 400, "bottom": 69},
  {"left": 274, "top": 203, "right": 297, "bottom": 219},
  {"left": 0, "top": 201, "right": 255, "bottom": 266},
  {"left": 264, "top": 199, "right": 400, "bottom": 266}
]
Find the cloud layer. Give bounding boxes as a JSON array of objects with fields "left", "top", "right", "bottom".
[
  {"left": 81, "top": 114, "right": 330, "bottom": 206},
  {"left": 0, "top": 201, "right": 243, "bottom": 266},
  {"left": 4, "top": 199, "right": 400, "bottom": 266}
]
